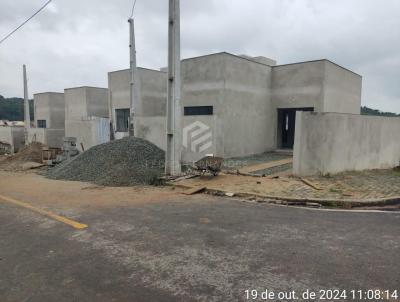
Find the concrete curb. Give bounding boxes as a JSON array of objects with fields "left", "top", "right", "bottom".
[{"left": 169, "top": 183, "right": 400, "bottom": 209}]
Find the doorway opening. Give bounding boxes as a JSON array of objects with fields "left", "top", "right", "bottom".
[{"left": 277, "top": 107, "right": 314, "bottom": 149}]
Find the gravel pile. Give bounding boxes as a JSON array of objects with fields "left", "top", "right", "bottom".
[{"left": 46, "top": 137, "right": 165, "bottom": 186}]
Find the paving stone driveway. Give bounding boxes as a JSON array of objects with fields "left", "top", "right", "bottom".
[{"left": 178, "top": 168, "right": 400, "bottom": 201}]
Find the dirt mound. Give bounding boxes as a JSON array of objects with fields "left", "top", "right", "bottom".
[
  {"left": 45, "top": 137, "right": 165, "bottom": 186},
  {"left": 0, "top": 142, "right": 44, "bottom": 171}
]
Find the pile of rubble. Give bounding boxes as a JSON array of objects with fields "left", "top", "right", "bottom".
[
  {"left": 0, "top": 142, "right": 44, "bottom": 171},
  {"left": 46, "top": 137, "right": 165, "bottom": 186}
]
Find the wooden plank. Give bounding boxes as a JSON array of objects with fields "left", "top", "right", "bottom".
[
  {"left": 239, "top": 158, "right": 293, "bottom": 174},
  {"left": 182, "top": 186, "right": 206, "bottom": 195},
  {"left": 300, "top": 178, "right": 323, "bottom": 190}
]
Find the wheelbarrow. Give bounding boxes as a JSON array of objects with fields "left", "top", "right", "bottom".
[{"left": 191, "top": 156, "right": 224, "bottom": 176}]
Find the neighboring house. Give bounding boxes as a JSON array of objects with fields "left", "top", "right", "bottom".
[
  {"left": 64, "top": 86, "right": 109, "bottom": 152},
  {"left": 27, "top": 92, "right": 65, "bottom": 148},
  {"left": 108, "top": 52, "right": 362, "bottom": 162},
  {"left": 0, "top": 125, "right": 24, "bottom": 154},
  {"left": 108, "top": 67, "right": 167, "bottom": 148}
]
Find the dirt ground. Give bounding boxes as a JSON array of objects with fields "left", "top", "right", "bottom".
[{"left": 0, "top": 170, "right": 186, "bottom": 211}]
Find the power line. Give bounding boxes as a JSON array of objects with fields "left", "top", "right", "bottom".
[
  {"left": 0, "top": 0, "right": 53, "bottom": 46},
  {"left": 129, "top": 0, "right": 138, "bottom": 19}
]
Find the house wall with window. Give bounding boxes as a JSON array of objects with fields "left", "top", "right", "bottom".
[
  {"left": 181, "top": 53, "right": 274, "bottom": 161},
  {"left": 33, "top": 92, "right": 65, "bottom": 129},
  {"left": 28, "top": 92, "right": 65, "bottom": 148},
  {"left": 106, "top": 52, "right": 362, "bottom": 166},
  {"left": 108, "top": 68, "right": 167, "bottom": 145}
]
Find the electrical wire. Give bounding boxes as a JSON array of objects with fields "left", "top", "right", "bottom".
[
  {"left": 129, "top": 0, "right": 138, "bottom": 19},
  {"left": 0, "top": 0, "right": 53, "bottom": 46}
]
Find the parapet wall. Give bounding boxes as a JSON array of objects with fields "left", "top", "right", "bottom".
[{"left": 293, "top": 112, "right": 400, "bottom": 176}]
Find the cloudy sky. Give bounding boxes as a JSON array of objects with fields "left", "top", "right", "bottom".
[{"left": 0, "top": 0, "right": 399, "bottom": 112}]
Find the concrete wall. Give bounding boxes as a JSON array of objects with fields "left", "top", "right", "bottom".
[
  {"left": 108, "top": 68, "right": 167, "bottom": 137},
  {"left": 219, "top": 54, "right": 274, "bottom": 157},
  {"left": 293, "top": 112, "right": 400, "bottom": 176},
  {"left": 65, "top": 117, "right": 110, "bottom": 152},
  {"left": 34, "top": 92, "right": 65, "bottom": 129},
  {"left": 65, "top": 87, "right": 108, "bottom": 120},
  {"left": 323, "top": 61, "right": 362, "bottom": 114},
  {"left": 181, "top": 53, "right": 273, "bottom": 160},
  {"left": 271, "top": 60, "right": 326, "bottom": 112},
  {"left": 135, "top": 116, "right": 166, "bottom": 151},
  {"left": 0, "top": 126, "right": 25, "bottom": 153},
  {"left": 28, "top": 128, "right": 65, "bottom": 148}
]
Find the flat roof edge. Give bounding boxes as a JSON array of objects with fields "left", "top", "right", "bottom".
[
  {"left": 273, "top": 59, "right": 362, "bottom": 77},
  {"left": 108, "top": 67, "right": 167, "bottom": 74},
  {"left": 182, "top": 51, "right": 275, "bottom": 68},
  {"left": 34, "top": 92, "right": 64, "bottom": 95},
  {"left": 64, "top": 86, "right": 108, "bottom": 90}
]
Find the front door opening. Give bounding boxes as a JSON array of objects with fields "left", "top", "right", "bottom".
[{"left": 277, "top": 107, "right": 314, "bottom": 149}]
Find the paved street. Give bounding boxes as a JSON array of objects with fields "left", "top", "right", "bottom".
[{"left": 0, "top": 172, "right": 400, "bottom": 302}]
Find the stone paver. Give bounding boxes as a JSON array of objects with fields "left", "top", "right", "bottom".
[{"left": 177, "top": 169, "right": 400, "bottom": 201}]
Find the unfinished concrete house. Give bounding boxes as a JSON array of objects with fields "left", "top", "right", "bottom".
[
  {"left": 0, "top": 124, "right": 25, "bottom": 154},
  {"left": 108, "top": 52, "right": 362, "bottom": 164},
  {"left": 108, "top": 68, "right": 167, "bottom": 149},
  {"left": 64, "top": 86, "right": 109, "bottom": 152},
  {"left": 27, "top": 92, "right": 65, "bottom": 148}
]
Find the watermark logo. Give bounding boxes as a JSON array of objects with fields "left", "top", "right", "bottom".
[{"left": 183, "top": 121, "right": 212, "bottom": 153}]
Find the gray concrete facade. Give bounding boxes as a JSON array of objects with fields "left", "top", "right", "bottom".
[
  {"left": 0, "top": 126, "right": 25, "bottom": 153},
  {"left": 64, "top": 87, "right": 110, "bottom": 152},
  {"left": 27, "top": 92, "right": 65, "bottom": 148},
  {"left": 27, "top": 128, "right": 65, "bottom": 148},
  {"left": 65, "top": 87, "right": 109, "bottom": 120},
  {"left": 107, "top": 52, "right": 362, "bottom": 164},
  {"left": 293, "top": 112, "right": 400, "bottom": 175},
  {"left": 108, "top": 67, "right": 167, "bottom": 146},
  {"left": 33, "top": 92, "right": 65, "bottom": 129}
]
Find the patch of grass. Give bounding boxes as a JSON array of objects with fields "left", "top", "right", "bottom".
[{"left": 329, "top": 188, "right": 343, "bottom": 194}]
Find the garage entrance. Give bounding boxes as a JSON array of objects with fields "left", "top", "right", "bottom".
[{"left": 277, "top": 107, "right": 314, "bottom": 149}]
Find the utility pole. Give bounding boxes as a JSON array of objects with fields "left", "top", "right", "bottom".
[
  {"left": 128, "top": 17, "right": 141, "bottom": 136},
  {"left": 23, "top": 64, "right": 31, "bottom": 145},
  {"left": 165, "top": 0, "right": 182, "bottom": 176}
]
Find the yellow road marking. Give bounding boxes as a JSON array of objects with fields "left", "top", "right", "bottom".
[{"left": 0, "top": 194, "right": 88, "bottom": 230}]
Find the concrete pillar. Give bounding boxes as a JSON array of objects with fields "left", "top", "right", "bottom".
[
  {"left": 165, "top": 0, "right": 182, "bottom": 175},
  {"left": 23, "top": 64, "right": 30, "bottom": 145},
  {"left": 128, "top": 18, "right": 141, "bottom": 137}
]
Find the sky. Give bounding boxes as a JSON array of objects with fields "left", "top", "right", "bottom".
[{"left": 0, "top": 0, "right": 399, "bottom": 113}]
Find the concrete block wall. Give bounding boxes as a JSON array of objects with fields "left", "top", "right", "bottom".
[
  {"left": 108, "top": 67, "right": 167, "bottom": 140},
  {"left": 27, "top": 128, "right": 65, "bottom": 148},
  {"left": 180, "top": 52, "right": 274, "bottom": 161},
  {"left": 323, "top": 61, "right": 362, "bottom": 114},
  {"left": 0, "top": 126, "right": 25, "bottom": 153},
  {"left": 65, "top": 117, "right": 110, "bottom": 152},
  {"left": 293, "top": 112, "right": 400, "bottom": 176},
  {"left": 65, "top": 87, "right": 109, "bottom": 120},
  {"left": 64, "top": 87, "right": 110, "bottom": 151},
  {"left": 34, "top": 92, "right": 65, "bottom": 129}
]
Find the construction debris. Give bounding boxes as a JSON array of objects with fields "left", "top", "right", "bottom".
[
  {"left": 0, "top": 142, "right": 44, "bottom": 171},
  {"left": 300, "top": 177, "right": 323, "bottom": 190},
  {"left": 183, "top": 186, "right": 206, "bottom": 195},
  {"left": 21, "top": 162, "right": 45, "bottom": 170},
  {"left": 45, "top": 137, "right": 165, "bottom": 186}
]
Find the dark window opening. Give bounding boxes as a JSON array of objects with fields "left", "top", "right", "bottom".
[
  {"left": 37, "top": 120, "right": 47, "bottom": 128},
  {"left": 277, "top": 107, "right": 314, "bottom": 149},
  {"left": 184, "top": 106, "right": 213, "bottom": 116},
  {"left": 116, "top": 108, "right": 130, "bottom": 132}
]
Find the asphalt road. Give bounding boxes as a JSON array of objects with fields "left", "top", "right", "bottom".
[{"left": 1, "top": 195, "right": 399, "bottom": 302}]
